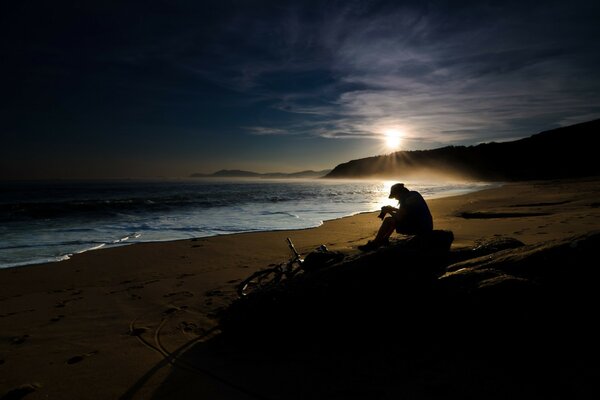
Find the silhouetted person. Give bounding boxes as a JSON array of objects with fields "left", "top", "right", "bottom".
[{"left": 358, "top": 183, "right": 433, "bottom": 251}]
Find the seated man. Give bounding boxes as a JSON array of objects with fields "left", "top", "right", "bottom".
[{"left": 358, "top": 183, "right": 433, "bottom": 251}]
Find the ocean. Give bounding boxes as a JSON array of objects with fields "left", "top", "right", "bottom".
[{"left": 0, "top": 179, "right": 495, "bottom": 268}]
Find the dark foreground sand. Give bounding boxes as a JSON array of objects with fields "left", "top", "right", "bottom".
[{"left": 1, "top": 178, "right": 599, "bottom": 399}]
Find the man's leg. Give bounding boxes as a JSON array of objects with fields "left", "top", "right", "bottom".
[
  {"left": 358, "top": 217, "right": 397, "bottom": 251},
  {"left": 374, "top": 216, "right": 396, "bottom": 243}
]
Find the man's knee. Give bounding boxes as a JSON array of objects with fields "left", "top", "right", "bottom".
[{"left": 383, "top": 216, "right": 396, "bottom": 227}]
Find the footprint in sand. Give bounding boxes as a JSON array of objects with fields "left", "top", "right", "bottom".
[
  {"left": 127, "top": 284, "right": 144, "bottom": 290},
  {"left": 11, "top": 335, "right": 29, "bottom": 345},
  {"left": 54, "top": 296, "right": 84, "bottom": 308},
  {"left": 1, "top": 383, "right": 42, "bottom": 399},
  {"left": 1, "top": 309, "right": 35, "bottom": 318},
  {"left": 178, "top": 321, "right": 205, "bottom": 335},
  {"left": 163, "top": 291, "right": 194, "bottom": 298},
  {"left": 162, "top": 307, "right": 181, "bottom": 316},
  {"left": 66, "top": 350, "right": 98, "bottom": 365},
  {"left": 128, "top": 326, "right": 150, "bottom": 337},
  {"left": 207, "top": 308, "right": 224, "bottom": 319}
]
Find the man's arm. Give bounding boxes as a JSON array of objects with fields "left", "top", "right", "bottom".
[{"left": 379, "top": 205, "right": 399, "bottom": 219}]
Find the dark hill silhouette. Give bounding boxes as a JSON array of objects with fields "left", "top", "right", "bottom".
[
  {"left": 326, "top": 119, "right": 600, "bottom": 180},
  {"left": 197, "top": 169, "right": 261, "bottom": 178}
]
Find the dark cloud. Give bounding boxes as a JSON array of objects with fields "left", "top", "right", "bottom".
[{"left": 1, "top": 1, "right": 600, "bottom": 178}]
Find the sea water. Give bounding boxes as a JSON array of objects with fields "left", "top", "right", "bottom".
[{"left": 0, "top": 179, "right": 494, "bottom": 268}]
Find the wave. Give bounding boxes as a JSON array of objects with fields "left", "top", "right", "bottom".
[
  {"left": 75, "top": 243, "right": 106, "bottom": 253},
  {"left": 0, "top": 180, "right": 392, "bottom": 223},
  {"left": 0, "top": 240, "right": 103, "bottom": 251},
  {"left": 259, "top": 211, "right": 299, "bottom": 218},
  {"left": 0, "top": 233, "right": 144, "bottom": 269},
  {"left": 0, "top": 194, "right": 311, "bottom": 222},
  {"left": 0, "top": 198, "right": 210, "bottom": 221},
  {"left": 111, "top": 233, "right": 142, "bottom": 243},
  {"left": 0, "top": 254, "right": 73, "bottom": 269},
  {"left": 0, "top": 233, "right": 141, "bottom": 251}
]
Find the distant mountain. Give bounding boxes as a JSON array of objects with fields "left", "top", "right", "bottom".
[
  {"left": 192, "top": 169, "right": 260, "bottom": 178},
  {"left": 190, "top": 169, "right": 332, "bottom": 179},
  {"left": 326, "top": 119, "right": 600, "bottom": 181}
]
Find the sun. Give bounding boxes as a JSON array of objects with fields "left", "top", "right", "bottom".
[{"left": 384, "top": 129, "right": 402, "bottom": 150}]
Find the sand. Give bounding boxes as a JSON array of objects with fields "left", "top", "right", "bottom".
[{"left": 1, "top": 177, "right": 599, "bottom": 399}]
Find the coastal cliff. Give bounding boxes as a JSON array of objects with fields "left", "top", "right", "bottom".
[{"left": 326, "top": 119, "right": 600, "bottom": 180}]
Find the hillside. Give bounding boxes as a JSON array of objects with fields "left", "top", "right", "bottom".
[{"left": 326, "top": 119, "right": 600, "bottom": 181}]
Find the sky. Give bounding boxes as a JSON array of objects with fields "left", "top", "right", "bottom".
[{"left": 2, "top": 0, "right": 600, "bottom": 179}]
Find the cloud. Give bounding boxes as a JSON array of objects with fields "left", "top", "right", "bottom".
[
  {"left": 228, "top": 1, "right": 600, "bottom": 146},
  {"left": 111, "top": 1, "right": 599, "bottom": 147},
  {"left": 245, "top": 126, "right": 290, "bottom": 136},
  {"left": 558, "top": 113, "right": 600, "bottom": 127}
]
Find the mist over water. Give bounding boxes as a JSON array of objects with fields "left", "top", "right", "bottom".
[{"left": 0, "top": 179, "right": 495, "bottom": 268}]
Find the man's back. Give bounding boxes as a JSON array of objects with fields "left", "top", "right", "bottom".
[{"left": 399, "top": 191, "right": 433, "bottom": 234}]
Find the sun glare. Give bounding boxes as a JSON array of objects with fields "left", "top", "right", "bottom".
[{"left": 384, "top": 129, "right": 402, "bottom": 150}]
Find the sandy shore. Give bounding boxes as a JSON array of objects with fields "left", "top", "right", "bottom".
[{"left": 1, "top": 177, "right": 599, "bottom": 399}]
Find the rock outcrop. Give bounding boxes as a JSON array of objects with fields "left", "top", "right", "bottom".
[{"left": 217, "top": 230, "right": 600, "bottom": 399}]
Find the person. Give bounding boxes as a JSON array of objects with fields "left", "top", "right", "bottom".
[{"left": 358, "top": 183, "right": 433, "bottom": 251}]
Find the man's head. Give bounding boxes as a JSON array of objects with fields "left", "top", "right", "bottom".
[{"left": 389, "top": 183, "right": 409, "bottom": 200}]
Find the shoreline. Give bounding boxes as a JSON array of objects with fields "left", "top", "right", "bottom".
[
  {"left": 1, "top": 177, "right": 598, "bottom": 399},
  {"left": 1, "top": 181, "right": 499, "bottom": 270}
]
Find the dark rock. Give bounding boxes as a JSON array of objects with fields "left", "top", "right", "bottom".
[
  {"left": 447, "top": 236, "right": 525, "bottom": 267},
  {"left": 211, "top": 231, "right": 600, "bottom": 399},
  {"left": 441, "top": 230, "right": 600, "bottom": 289},
  {"left": 223, "top": 230, "right": 600, "bottom": 347},
  {"left": 438, "top": 230, "right": 600, "bottom": 352},
  {"left": 221, "top": 230, "right": 455, "bottom": 341}
]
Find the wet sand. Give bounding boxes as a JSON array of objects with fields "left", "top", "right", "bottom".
[{"left": 1, "top": 177, "right": 599, "bottom": 399}]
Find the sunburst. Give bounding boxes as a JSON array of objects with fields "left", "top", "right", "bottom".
[{"left": 384, "top": 129, "right": 402, "bottom": 150}]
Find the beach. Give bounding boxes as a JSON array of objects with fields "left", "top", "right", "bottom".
[{"left": 1, "top": 177, "right": 599, "bottom": 399}]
